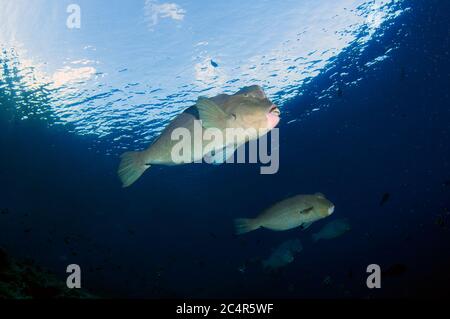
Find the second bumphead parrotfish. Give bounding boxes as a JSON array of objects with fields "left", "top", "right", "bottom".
[
  {"left": 311, "top": 218, "right": 351, "bottom": 242},
  {"left": 234, "top": 193, "right": 335, "bottom": 234},
  {"left": 262, "top": 239, "right": 303, "bottom": 270}
]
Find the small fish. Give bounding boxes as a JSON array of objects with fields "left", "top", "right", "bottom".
[
  {"left": 322, "top": 275, "right": 332, "bottom": 286},
  {"left": 0, "top": 208, "right": 10, "bottom": 215},
  {"left": 237, "top": 264, "right": 246, "bottom": 273},
  {"left": 234, "top": 193, "right": 334, "bottom": 234},
  {"left": 210, "top": 60, "right": 219, "bottom": 68},
  {"left": 379, "top": 192, "right": 390, "bottom": 206}
]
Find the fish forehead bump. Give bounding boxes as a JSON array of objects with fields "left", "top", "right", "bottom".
[
  {"left": 315, "top": 194, "right": 334, "bottom": 207},
  {"left": 235, "top": 85, "right": 264, "bottom": 95},
  {"left": 234, "top": 86, "right": 271, "bottom": 102}
]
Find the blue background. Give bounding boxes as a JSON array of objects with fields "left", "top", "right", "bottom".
[{"left": 0, "top": 0, "right": 449, "bottom": 298}]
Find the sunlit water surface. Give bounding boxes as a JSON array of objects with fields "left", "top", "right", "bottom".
[{"left": 1, "top": 0, "right": 406, "bottom": 153}]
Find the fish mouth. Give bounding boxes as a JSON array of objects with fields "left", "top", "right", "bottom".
[
  {"left": 328, "top": 205, "right": 335, "bottom": 215},
  {"left": 268, "top": 105, "right": 281, "bottom": 117},
  {"left": 266, "top": 104, "right": 280, "bottom": 129}
]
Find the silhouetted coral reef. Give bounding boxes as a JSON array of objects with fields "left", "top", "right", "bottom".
[{"left": 0, "top": 247, "right": 95, "bottom": 299}]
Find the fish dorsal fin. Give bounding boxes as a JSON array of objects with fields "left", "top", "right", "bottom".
[
  {"left": 196, "top": 97, "right": 232, "bottom": 130},
  {"left": 299, "top": 207, "right": 314, "bottom": 215},
  {"left": 314, "top": 192, "right": 325, "bottom": 198}
]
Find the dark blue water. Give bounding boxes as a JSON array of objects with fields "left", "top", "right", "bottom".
[{"left": 1, "top": 0, "right": 449, "bottom": 298}]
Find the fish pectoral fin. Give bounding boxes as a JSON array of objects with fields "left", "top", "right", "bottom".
[
  {"left": 204, "top": 144, "right": 237, "bottom": 165},
  {"left": 299, "top": 207, "right": 314, "bottom": 215},
  {"left": 300, "top": 222, "right": 313, "bottom": 230},
  {"left": 196, "top": 97, "right": 232, "bottom": 129}
]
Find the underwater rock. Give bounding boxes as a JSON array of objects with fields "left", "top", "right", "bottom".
[
  {"left": 0, "top": 247, "right": 96, "bottom": 299},
  {"left": 262, "top": 239, "right": 302, "bottom": 271}
]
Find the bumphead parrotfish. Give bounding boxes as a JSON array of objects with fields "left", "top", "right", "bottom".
[
  {"left": 234, "top": 193, "right": 334, "bottom": 234},
  {"left": 311, "top": 218, "right": 351, "bottom": 242},
  {"left": 118, "top": 85, "right": 280, "bottom": 187}
]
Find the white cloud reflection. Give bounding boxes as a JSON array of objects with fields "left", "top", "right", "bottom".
[
  {"left": 52, "top": 66, "right": 96, "bottom": 87},
  {"left": 144, "top": 0, "right": 186, "bottom": 28}
]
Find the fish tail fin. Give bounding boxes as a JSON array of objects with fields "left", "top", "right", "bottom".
[
  {"left": 118, "top": 151, "right": 150, "bottom": 187},
  {"left": 234, "top": 218, "right": 259, "bottom": 235}
]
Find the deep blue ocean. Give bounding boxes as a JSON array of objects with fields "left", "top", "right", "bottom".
[{"left": 0, "top": 0, "right": 449, "bottom": 298}]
